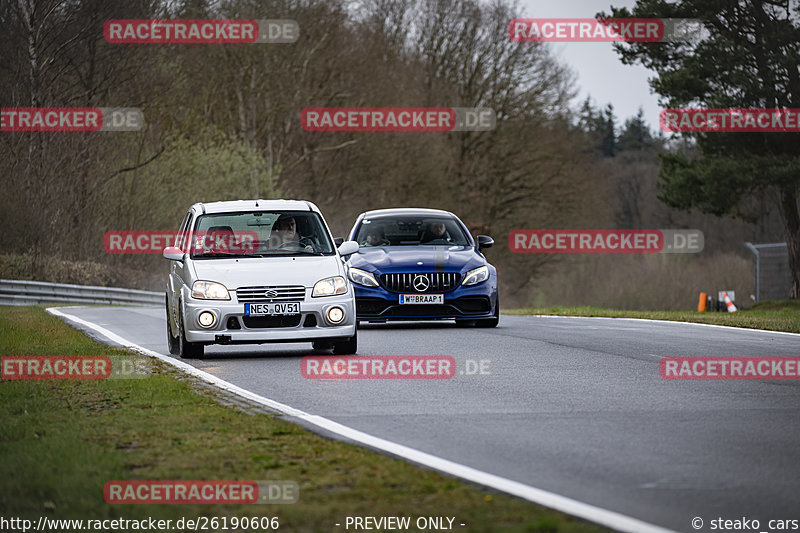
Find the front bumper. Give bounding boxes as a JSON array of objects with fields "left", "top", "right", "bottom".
[
  {"left": 182, "top": 289, "right": 356, "bottom": 344},
  {"left": 353, "top": 282, "right": 496, "bottom": 320}
]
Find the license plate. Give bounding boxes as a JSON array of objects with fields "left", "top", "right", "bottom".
[
  {"left": 399, "top": 294, "right": 443, "bottom": 304},
  {"left": 245, "top": 302, "right": 300, "bottom": 316}
]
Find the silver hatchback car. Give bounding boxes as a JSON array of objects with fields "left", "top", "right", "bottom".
[{"left": 163, "top": 200, "right": 359, "bottom": 359}]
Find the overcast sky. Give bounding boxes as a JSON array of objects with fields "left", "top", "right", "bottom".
[{"left": 518, "top": 0, "right": 662, "bottom": 131}]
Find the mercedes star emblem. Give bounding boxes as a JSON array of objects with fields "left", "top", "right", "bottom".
[{"left": 413, "top": 275, "right": 430, "bottom": 292}]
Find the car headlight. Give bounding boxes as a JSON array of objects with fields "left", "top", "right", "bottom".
[
  {"left": 462, "top": 265, "right": 489, "bottom": 286},
  {"left": 348, "top": 267, "right": 379, "bottom": 287},
  {"left": 191, "top": 280, "right": 230, "bottom": 300},
  {"left": 312, "top": 276, "right": 347, "bottom": 297}
]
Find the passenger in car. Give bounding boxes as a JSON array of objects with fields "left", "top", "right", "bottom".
[
  {"left": 362, "top": 227, "right": 390, "bottom": 247},
  {"left": 199, "top": 225, "right": 235, "bottom": 254}
]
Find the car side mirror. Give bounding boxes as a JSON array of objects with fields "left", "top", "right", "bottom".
[
  {"left": 333, "top": 237, "right": 344, "bottom": 246},
  {"left": 338, "top": 240, "right": 359, "bottom": 256},
  {"left": 476, "top": 235, "right": 494, "bottom": 251},
  {"left": 162, "top": 246, "right": 185, "bottom": 261}
]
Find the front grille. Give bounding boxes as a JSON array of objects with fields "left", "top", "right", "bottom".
[
  {"left": 380, "top": 272, "right": 461, "bottom": 293},
  {"left": 236, "top": 285, "right": 305, "bottom": 303},
  {"left": 242, "top": 315, "right": 302, "bottom": 328}
]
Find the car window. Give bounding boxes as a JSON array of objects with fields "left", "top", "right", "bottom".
[
  {"left": 174, "top": 211, "right": 192, "bottom": 251},
  {"left": 190, "top": 211, "right": 334, "bottom": 258},
  {"left": 356, "top": 216, "right": 470, "bottom": 246}
]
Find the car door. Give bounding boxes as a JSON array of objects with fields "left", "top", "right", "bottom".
[{"left": 167, "top": 210, "right": 193, "bottom": 331}]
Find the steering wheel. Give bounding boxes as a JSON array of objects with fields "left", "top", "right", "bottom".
[
  {"left": 276, "top": 241, "right": 304, "bottom": 250},
  {"left": 275, "top": 240, "right": 315, "bottom": 252}
]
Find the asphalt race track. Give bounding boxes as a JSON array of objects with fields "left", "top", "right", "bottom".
[{"left": 52, "top": 306, "right": 800, "bottom": 533}]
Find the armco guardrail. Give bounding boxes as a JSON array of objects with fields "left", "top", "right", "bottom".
[{"left": 0, "top": 279, "right": 162, "bottom": 306}]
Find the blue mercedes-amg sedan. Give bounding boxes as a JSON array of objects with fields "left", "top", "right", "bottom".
[{"left": 345, "top": 208, "right": 498, "bottom": 327}]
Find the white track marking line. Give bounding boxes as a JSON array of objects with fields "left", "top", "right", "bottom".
[
  {"left": 523, "top": 314, "right": 800, "bottom": 337},
  {"left": 46, "top": 306, "right": 678, "bottom": 533}
]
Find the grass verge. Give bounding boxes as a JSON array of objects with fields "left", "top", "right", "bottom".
[
  {"left": 505, "top": 300, "right": 800, "bottom": 334},
  {"left": 0, "top": 306, "right": 607, "bottom": 532}
]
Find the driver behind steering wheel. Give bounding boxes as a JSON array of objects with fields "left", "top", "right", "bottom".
[
  {"left": 269, "top": 215, "right": 315, "bottom": 252},
  {"left": 420, "top": 221, "right": 452, "bottom": 244}
]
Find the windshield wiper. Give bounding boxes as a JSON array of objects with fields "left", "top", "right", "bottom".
[
  {"left": 192, "top": 251, "right": 253, "bottom": 258},
  {"left": 247, "top": 251, "right": 330, "bottom": 257}
]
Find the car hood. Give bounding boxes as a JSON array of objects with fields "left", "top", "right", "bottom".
[
  {"left": 190, "top": 255, "right": 343, "bottom": 289},
  {"left": 347, "top": 246, "right": 484, "bottom": 273}
]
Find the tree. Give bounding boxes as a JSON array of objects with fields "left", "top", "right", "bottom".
[
  {"left": 0, "top": 0, "right": 162, "bottom": 259},
  {"left": 576, "top": 97, "right": 617, "bottom": 157},
  {"left": 603, "top": 0, "right": 800, "bottom": 297},
  {"left": 617, "top": 108, "right": 654, "bottom": 152}
]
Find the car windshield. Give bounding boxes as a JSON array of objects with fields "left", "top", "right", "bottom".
[
  {"left": 355, "top": 216, "right": 470, "bottom": 247},
  {"left": 189, "top": 211, "right": 334, "bottom": 258}
]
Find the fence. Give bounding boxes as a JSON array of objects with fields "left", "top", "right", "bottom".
[{"left": 744, "top": 242, "right": 791, "bottom": 301}]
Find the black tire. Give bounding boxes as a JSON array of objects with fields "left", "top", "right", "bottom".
[
  {"left": 476, "top": 295, "right": 500, "bottom": 328},
  {"left": 166, "top": 296, "right": 180, "bottom": 355},
  {"left": 332, "top": 329, "right": 357, "bottom": 355},
  {"left": 177, "top": 304, "right": 204, "bottom": 359}
]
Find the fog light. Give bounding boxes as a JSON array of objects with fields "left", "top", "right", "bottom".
[
  {"left": 198, "top": 311, "right": 216, "bottom": 328},
  {"left": 326, "top": 306, "right": 344, "bottom": 324}
]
